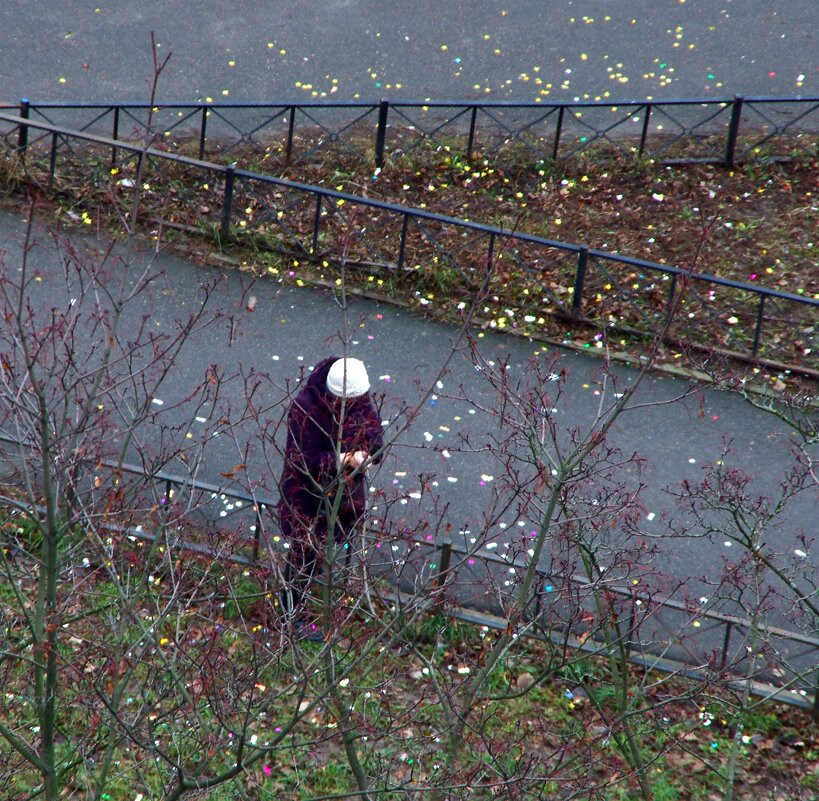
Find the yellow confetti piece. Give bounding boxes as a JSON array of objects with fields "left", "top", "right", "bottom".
[
  {"left": 58, "top": 77, "right": 67, "bottom": 83},
  {"left": 228, "top": 60, "right": 235, "bottom": 67}
]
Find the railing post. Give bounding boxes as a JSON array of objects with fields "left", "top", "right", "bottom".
[
  {"left": 286, "top": 106, "right": 296, "bottom": 164},
  {"left": 666, "top": 273, "right": 678, "bottom": 322},
  {"left": 48, "top": 132, "right": 58, "bottom": 188},
  {"left": 552, "top": 105, "right": 564, "bottom": 160},
  {"left": 375, "top": 99, "right": 389, "bottom": 169},
  {"left": 397, "top": 213, "right": 410, "bottom": 271},
  {"left": 486, "top": 231, "right": 496, "bottom": 273},
  {"left": 466, "top": 106, "right": 478, "bottom": 162},
  {"left": 719, "top": 621, "right": 733, "bottom": 670},
  {"left": 571, "top": 247, "right": 589, "bottom": 318},
  {"left": 252, "top": 503, "right": 263, "bottom": 563},
  {"left": 435, "top": 537, "right": 452, "bottom": 588},
  {"left": 17, "top": 98, "right": 30, "bottom": 155},
  {"left": 638, "top": 103, "right": 652, "bottom": 157},
  {"left": 111, "top": 107, "right": 120, "bottom": 167},
  {"left": 198, "top": 105, "right": 208, "bottom": 160},
  {"left": 311, "top": 194, "right": 322, "bottom": 254},
  {"left": 220, "top": 163, "right": 236, "bottom": 240},
  {"left": 724, "top": 95, "right": 744, "bottom": 169},
  {"left": 751, "top": 295, "right": 766, "bottom": 358}
]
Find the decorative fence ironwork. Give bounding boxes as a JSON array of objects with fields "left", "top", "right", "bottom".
[
  {"left": 1, "top": 95, "right": 817, "bottom": 169},
  {"left": 1, "top": 429, "right": 816, "bottom": 716},
  {"left": 2, "top": 111, "right": 815, "bottom": 377}
]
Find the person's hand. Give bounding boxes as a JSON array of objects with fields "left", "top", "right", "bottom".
[{"left": 340, "top": 450, "right": 368, "bottom": 469}]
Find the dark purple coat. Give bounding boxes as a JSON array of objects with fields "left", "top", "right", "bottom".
[{"left": 277, "top": 356, "right": 383, "bottom": 543}]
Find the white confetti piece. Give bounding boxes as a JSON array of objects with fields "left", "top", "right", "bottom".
[
  {"left": 688, "top": 458, "right": 696, "bottom": 464},
  {"left": 480, "top": 474, "right": 494, "bottom": 482},
  {"left": 646, "top": 512, "right": 656, "bottom": 521},
  {"left": 447, "top": 476, "right": 458, "bottom": 483},
  {"left": 424, "top": 432, "right": 433, "bottom": 442},
  {"left": 151, "top": 398, "right": 164, "bottom": 406},
  {"left": 409, "top": 492, "right": 422, "bottom": 500},
  {"left": 442, "top": 450, "right": 451, "bottom": 458},
  {"left": 794, "top": 549, "right": 807, "bottom": 558}
]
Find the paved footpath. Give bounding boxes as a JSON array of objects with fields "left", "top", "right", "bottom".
[{"left": 1, "top": 208, "right": 815, "bottom": 644}]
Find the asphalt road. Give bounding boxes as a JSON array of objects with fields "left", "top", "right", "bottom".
[{"left": 1, "top": 1, "right": 816, "bottom": 105}]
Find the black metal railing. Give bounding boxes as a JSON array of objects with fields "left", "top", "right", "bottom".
[
  {"left": 1, "top": 95, "right": 817, "bottom": 169},
  {"left": 2, "top": 111, "right": 815, "bottom": 376},
  {"left": 1, "top": 429, "right": 816, "bottom": 715}
]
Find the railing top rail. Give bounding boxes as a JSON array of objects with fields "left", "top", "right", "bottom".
[
  {"left": 0, "top": 111, "right": 224, "bottom": 171},
  {"left": 111, "top": 457, "right": 276, "bottom": 507},
  {"left": 589, "top": 249, "right": 819, "bottom": 305},
  {"left": 3, "top": 111, "right": 816, "bottom": 312},
  {"left": 16, "top": 94, "right": 819, "bottom": 110}
]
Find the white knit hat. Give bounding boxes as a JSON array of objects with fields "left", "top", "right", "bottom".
[{"left": 326, "top": 357, "right": 371, "bottom": 398}]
